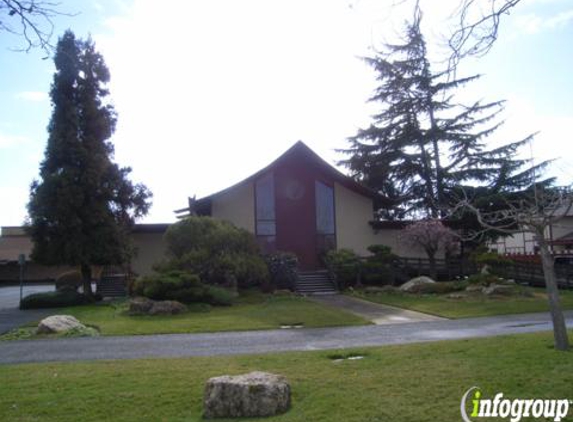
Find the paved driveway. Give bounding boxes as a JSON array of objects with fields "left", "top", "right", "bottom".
[
  {"left": 0, "top": 284, "right": 55, "bottom": 335},
  {"left": 0, "top": 284, "right": 55, "bottom": 310},
  {"left": 0, "top": 311, "right": 571, "bottom": 365}
]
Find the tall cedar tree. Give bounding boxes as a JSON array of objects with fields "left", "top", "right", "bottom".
[
  {"left": 27, "top": 30, "right": 151, "bottom": 296},
  {"left": 339, "top": 7, "right": 548, "bottom": 220}
]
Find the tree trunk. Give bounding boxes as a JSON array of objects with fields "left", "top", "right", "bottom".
[
  {"left": 81, "top": 263, "right": 93, "bottom": 298},
  {"left": 536, "top": 233, "right": 569, "bottom": 351},
  {"left": 427, "top": 252, "right": 437, "bottom": 280}
]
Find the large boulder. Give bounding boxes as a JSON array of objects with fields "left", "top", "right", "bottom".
[
  {"left": 399, "top": 276, "right": 436, "bottom": 293},
  {"left": 465, "top": 284, "right": 484, "bottom": 293},
  {"left": 482, "top": 284, "right": 516, "bottom": 296},
  {"left": 149, "top": 300, "right": 187, "bottom": 315},
  {"left": 36, "top": 315, "right": 86, "bottom": 334},
  {"left": 203, "top": 371, "right": 291, "bottom": 419},
  {"left": 128, "top": 297, "right": 155, "bottom": 315},
  {"left": 128, "top": 297, "right": 187, "bottom": 315}
]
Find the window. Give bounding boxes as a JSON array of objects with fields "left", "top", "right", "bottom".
[
  {"left": 315, "top": 180, "right": 336, "bottom": 255},
  {"left": 256, "top": 173, "right": 276, "bottom": 253},
  {"left": 315, "top": 181, "right": 335, "bottom": 235}
]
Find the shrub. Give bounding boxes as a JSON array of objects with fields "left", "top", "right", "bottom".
[
  {"left": 132, "top": 270, "right": 234, "bottom": 306},
  {"left": 471, "top": 251, "right": 512, "bottom": 277},
  {"left": 324, "top": 249, "right": 360, "bottom": 289},
  {"left": 55, "top": 270, "right": 82, "bottom": 292},
  {"left": 202, "top": 285, "right": 235, "bottom": 306},
  {"left": 161, "top": 216, "right": 269, "bottom": 288},
  {"left": 20, "top": 290, "right": 92, "bottom": 309},
  {"left": 466, "top": 273, "right": 503, "bottom": 286},
  {"left": 367, "top": 245, "right": 397, "bottom": 262},
  {"left": 265, "top": 252, "right": 298, "bottom": 291},
  {"left": 363, "top": 245, "right": 399, "bottom": 286},
  {"left": 407, "top": 281, "right": 467, "bottom": 294}
]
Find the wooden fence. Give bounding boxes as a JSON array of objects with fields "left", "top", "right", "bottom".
[{"left": 347, "top": 256, "right": 573, "bottom": 289}]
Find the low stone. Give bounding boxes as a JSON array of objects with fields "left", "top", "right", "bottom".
[
  {"left": 203, "top": 371, "right": 291, "bottom": 418},
  {"left": 399, "top": 276, "right": 436, "bottom": 292},
  {"left": 465, "top": 284, "right": 483, "bottom": 292},
  {"left": 36, "top": 315, "right": 86, "bottom": 334},
  {"left": 128, "top": 297, "right": 154, "bottom": 315},
  {"left": 482, "top": 284, "right": 516, "bottom": 296},
  {"left": 447, "top": 293, "right": 466, "bottom": 299},
  {"left": 148, "top": 300, "right": 187, "bottom": 315}
]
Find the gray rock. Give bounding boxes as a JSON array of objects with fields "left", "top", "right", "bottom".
[
  {"left": 482, "top": 284, "right": 516, "bottom": 296},
  {"left": 128, "top": 297, "right": 154, "bottom": 315},
  {"left": 36, "top": 315, "right": 86, "bottom": 334},
  {"left": 399, "top": 276, "right": 436, "bottom": 292},
  {"left": 203, "top": 371, "right": 291, "bottom": 418},
  {"left": 465, "top": 284, "right": 484, "bottom": 292},
  {"left": 148, "top": 300, "right": 187, "bottom": 315}
]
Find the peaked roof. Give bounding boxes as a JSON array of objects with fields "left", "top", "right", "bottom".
[{"left": 175, "top": 141, "right": 385, "bottom": 216}]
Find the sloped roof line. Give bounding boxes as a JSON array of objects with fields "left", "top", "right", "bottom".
[{"left": 175, "top": 140, "right": 382, "bottom": 215}]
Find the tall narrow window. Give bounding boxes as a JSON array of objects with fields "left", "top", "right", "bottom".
[
  {"left": 256, "top": 172, "right": 276, "bottom": 253},
  {"left": 315, "top": 181, "right": 335, "bottom": 235},
  {"left": 315, "top": 181, "right": 336, "bottom": 254}
]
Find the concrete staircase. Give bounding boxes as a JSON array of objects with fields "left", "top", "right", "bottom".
[{"left": 296, "top": 270, "right": 337, "bottom": 295}]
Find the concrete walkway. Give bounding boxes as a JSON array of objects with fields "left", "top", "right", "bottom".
[
  {"left": 0, "top": 311, "right": 571, "bottom": 365},
  {"left": 309, "top": 294, "right": 445, "bottom": 324}
]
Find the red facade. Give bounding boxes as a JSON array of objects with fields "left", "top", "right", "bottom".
[{"left": 185, "top": 142, "right": 378, "bottom": 271}]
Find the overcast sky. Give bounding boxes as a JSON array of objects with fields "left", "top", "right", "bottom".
[{"left": 1, "top": 0, "right": 572, "bottom": 227}]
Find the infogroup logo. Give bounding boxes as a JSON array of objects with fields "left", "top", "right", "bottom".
[{"left": 461, "top": 387, "right": 571, "bottom": 422}]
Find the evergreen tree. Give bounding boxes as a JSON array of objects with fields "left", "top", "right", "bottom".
[
  {"left": 27, "top": 30, "right": 152, "bottom": 297},
  {"left": 339, "top": 7, "right": 549, "bottom": 220}
]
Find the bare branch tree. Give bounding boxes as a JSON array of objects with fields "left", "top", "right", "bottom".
[
  {"left": 0, "top": 0, "right": 75, "bottom": 53},
  {"left": 448, "top": 0, "right": 522, "bottom": 70},
  {"left": 458, "top": 185, "right": 571, "bottom": 351}
]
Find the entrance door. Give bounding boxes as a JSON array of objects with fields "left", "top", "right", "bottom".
[{"left": 275, "top": 164, "right": 319, "bottom": 270}]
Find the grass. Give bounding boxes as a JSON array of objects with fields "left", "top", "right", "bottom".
[
  {"left": 3, "top": 291, "right": 368, "bottom": 338},
  {"left": 350, "top": 287, "right": 573, "bottom": 319},
  {"left": 0, "top": 331, "right": 572, "bottom": 421}
]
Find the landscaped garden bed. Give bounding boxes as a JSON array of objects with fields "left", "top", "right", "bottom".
[{"left": 1, "top": 290, "right": 368, "bottom": 339}]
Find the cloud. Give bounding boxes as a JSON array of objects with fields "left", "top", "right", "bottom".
[
  {"left": 0, "top": 133, "right": 29, "bottom": 149},
  {"left": 514, "top": 9, "right": 573, "bottom": 34},
  {"left": 15, "top": 91, "right": 48, "bottom": 102}
]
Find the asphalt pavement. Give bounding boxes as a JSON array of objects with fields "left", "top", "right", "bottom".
[{"left": 1, "top": 311, "right": 571, "bottom": 365}]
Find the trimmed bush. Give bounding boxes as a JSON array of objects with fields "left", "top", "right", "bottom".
[
  {"left": 362, "top": 245, "right": 400, "bottom": 286},
  {"left": 202, "top": 285, "right": 235, "bottom": 306},
  {"left": 265, "top": 252, "right": 298, "bottom": 291},
  {"left": 324, "top": 249, "right": 360, "bottom": 289},
  {"left": 133, "top": 270, "right": 234, "bottom": 306},
  {"left": 55, "top": 270, "right": 82, "bottom": 292},
  {"left": 20, "top": 291, "right": 92, "bottom": 309},
  {"left": 160, "top": 216, "right": 269, "bottom": 288}
]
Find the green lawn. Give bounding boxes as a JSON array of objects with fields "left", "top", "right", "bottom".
[
  {"left": 350, "top": 287, "right": 573, "bottom": 318},
  {"left": 35, "top": 292, "right": 368, "bottom": 336},
  {"left": 1, "top": 331, "right": 572, "bottom": 422}
]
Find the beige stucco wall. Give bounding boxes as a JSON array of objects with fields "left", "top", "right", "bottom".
[
  {"left": 333, "top": 183, "right": 428, "bottom": 258},
  {"left": 131, "top": 232, "right": 168, "bottom": 276},
  {"left": 211, "top": 182, "right": 255, "bottom": 233},
  {"left": 334, "top": 182, "right": 378, "bottom": 256}
]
